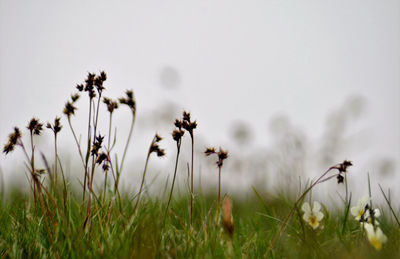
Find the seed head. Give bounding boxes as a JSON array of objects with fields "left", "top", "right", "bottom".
[
  {"left": 172, "top": 129, "right": 185, "bottom": 142},
  {"left": 119, "top": 89, "right": 136, "bottom": 113},
  {"left": 91, "top": 134, "right": 104, "bottom": 156},
  {"left": 63, "top": 101, "right": 77, "bottom": 117},
  {"left": 103, "top": 97, "right": 119, "bottom": 113},
  {"left": 217, "top": 148, "right": 229, "bottom": 167},
  {"left": 76, "top": 84, "right": 84, "bottom": 92},
  {"left": 204, "top": 147, "right": 216, "bottom": 156},
  {"left": 27, "top": 118, "right": 43, "bottom": 135},
  {"left": 3, "top": 127, "right": 22, "bottom": 155},
  {"left": 71, "top": 93, "right": 80, "bottom": 102},
  {"left": 335, "top": 160, "right": 353, "bottom": 173},
  {"left": 47, "top": 117, "right": 62, "bottom": 134}
]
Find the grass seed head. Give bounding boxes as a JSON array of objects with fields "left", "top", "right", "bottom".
[
  {"left": 3, "top": 127, "right": 22, "bottom": 155},
  {"left": 63, "top": 101, "right": 77, "bottom": 118},
  {"left": 119, "top": 89, "right": 136, "bottom": 113},
  {"left": 27, "top": 118, "right": 43, "bottom": 135}
]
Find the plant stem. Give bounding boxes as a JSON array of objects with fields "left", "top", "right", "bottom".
[
  {"left": 163, "top": 143, "right": 181, "bottom": 224},
  {"left": 133, "top": 151, "right": 151, "bottom": 214},
  {"left": 190, "top": 136, "right": 194, "bottom": 228}
]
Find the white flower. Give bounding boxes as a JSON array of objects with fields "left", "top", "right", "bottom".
[
  {"left": 301, "top": 201, "right": 324, "bottom": 229},
  {"left": 364, "top": 223, "right": 387, "bottom": 251},
  {"left": 351, "top": 196, "right": 370, "bottom": 221},
  {"left": 364, "top": 208, "right": 381, "bottom": 225}
]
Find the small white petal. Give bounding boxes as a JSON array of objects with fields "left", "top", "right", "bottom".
[
  {"left": 301, "top": 202, "right": 311, "bottom": 213},
  {"left": 303, "top": 212, "right": 310, "bottom": 222},
  {"left": 315, "top": 211, "right": 324, "bottom": 221},
  {"left": 374, "top": 209, "right": 381, "bottom": 218},
  {"left": 312, "top": 201, "right": 321, "bottom": 212}
]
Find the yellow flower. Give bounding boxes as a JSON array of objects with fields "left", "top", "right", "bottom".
[
  {"left": 301, "top": 201, "right": 324, "bottom": 229},
  {"left": 351, "top": 196, "right": 370, "bottom": 221},
  {"left": 364, "top": 223, "right": 387, "bottom": 251}
]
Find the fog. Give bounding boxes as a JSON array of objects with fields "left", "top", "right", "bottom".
[{"left": 0, "top": 1, "right": 399, "bottom": 203}]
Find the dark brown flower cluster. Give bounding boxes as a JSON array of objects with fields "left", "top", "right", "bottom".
[
  {"left": 91, "top": 134, "right": 104, "bottom": 157},
  {"left": 76, "top": 71, "right": 107, "bottom": 99},
  {"left": 205, "top": 147, "right": 229, "bottom": 167},
  {"left": 172, "top": 119, "right": 185, "bottom": 144},
  {"left": 119, "top": 90, "right": 136, "bottom": 113},
  {"left": 149, "top": 134, "right": 165, "bottom": 157},
  {"left": 63, "top": 93, "right": 80, "bottom": 118},
  {"left": 46, "top": 117, "right": 62, "bottom": 134},
  {"left": 334, "top": 160, "right": 353, "bottom": 184},
  {"left": 182, "top": 111, "right": 197, "bottom": 137},
  {"left": 27, "top": 118, "right": 43, "bottom": 136},
  {"left": 3, "top": 127, "right": 22, "bottom": 154},
  {"left": 96, "top": 152, "right": 110, "bottom": 171},
  {"left": 103, "top": 97, "right": 119, "bottom": 114}
]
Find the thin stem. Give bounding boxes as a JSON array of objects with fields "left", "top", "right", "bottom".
[
  {"left": 132, "top": 152, "right": 151, "bottom": 214},
  {"left": 103, "top": 112, "right": 113, "bottom": 202},
  {"left": 190, "top": 136, "right": 194, "bottom": 228},
  {"left": 163, "top": 143, "right": 181, "bottom": 224},
  {"left": 67, "top": 117, "right": 85, "bottom": 167},
  {"left": 83, "top": 99, "right": 93, "bottom": 201},
  {"left": 54, "top": 134, "right": 58, "bottom": 187},
  {"left": 119, "top": 112, "right": 135, "bottom": 174}
]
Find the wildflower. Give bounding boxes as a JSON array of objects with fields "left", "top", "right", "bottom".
[
  {"left": 364, "top": 223, "right": 387, "bottom": 250},
  {"left": 351, "top": 196, "right": 370, "bottom": 221},
  {"left": 301, "top": 201, "right": 324, "bottom": 229}
]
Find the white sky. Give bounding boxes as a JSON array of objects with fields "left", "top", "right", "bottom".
[{"left": 0, "top": 1, "right": 399, "bottom": 198}]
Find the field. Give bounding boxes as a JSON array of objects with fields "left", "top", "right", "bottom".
[{"left": 1, "top": 72, "right": 399, "bottom": 258}]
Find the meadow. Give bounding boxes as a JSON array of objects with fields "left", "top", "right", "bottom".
[{"left": 1, "top": 72, "right": 399, "bottom": 258}]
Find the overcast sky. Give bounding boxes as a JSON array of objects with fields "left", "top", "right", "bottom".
[{"left": 0, "top": 1, "right": 399, "bottom": 196}]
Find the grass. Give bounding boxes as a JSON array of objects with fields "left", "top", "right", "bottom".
[{"left": 1, "top": 71, "right": 399, "bottom": 258}]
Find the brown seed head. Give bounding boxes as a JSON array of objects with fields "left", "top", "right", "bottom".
[
  {"left": 27, "top": 118, "right": 43, "bottom": 135},
  {"left": 335, "top": 160, "right": 353, "bottom": 173},
  {"left": 3, "top": 127, "right": 22, "bottom": 155},
  {"left": 204, "top": 147, "right": 216, "bottom": 156},
  {"left": 119, "top": 89, "right": 136, "bottom": 113},
  {"left": 63, "top": 101, "right": 77, "bottom": 117},
  {"left": 71, "top": 93, "right": 80, "bottom": 102},
  {"left": 172, "top": 129, "right": 185, "bottom": 142}
]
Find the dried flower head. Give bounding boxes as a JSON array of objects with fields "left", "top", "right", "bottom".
[
  {"left": 91, "top": 134, "right": 104, "bottom": 156},
  {"left": 174, "top": 119, "right": 183, "bottom": 129},
  {"left": 76, "top": 84, "right": 84, "bottom": 92},
  {"left": 204, "top": 147, "right": 216, "bottom": 156},
  {"left": 337, "top": 174, "right": 344, "bottom": 184},
  {"left": 71, "top": 93, "right": 80, "bottom": 102},
  {"left": 94, "top": 72, "right": 106, "bottom": 93},
  {"left": 46, "top": 117, "right": 62, "bottom": 134},
  {"left": 335, "top": 160, "right": 353, "bottom": 173},
  {"left": 27, "top": 118, "right": 43, "bottom": 135},
  {"left": 103, "top": 97, "right": 119, "bottom": 113},
  {"left": 182, "top": 111, "right": 197, "bottom": 136},
  {"left": 96, "top": 152, "right": 108, "bottom": 165},
  {"left": 3, "top": 127, "right": 22, "bottom": 154},
  {"left": 63, "top": 101, "right": 77, "bottom": 118},
  {"left": 172, "top": 129, "right": 185, "bottom": 142},
  {"left": 119, "top": 89, "right": 136, "bottom": 113},
  {"left": 149, "top": 134, "right": 165, "bottom": 157},
  {"left": 217, "top": 148, "right": 228, "bottom": 167}
]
